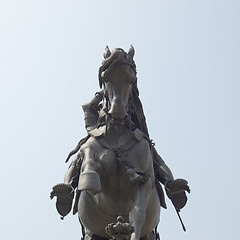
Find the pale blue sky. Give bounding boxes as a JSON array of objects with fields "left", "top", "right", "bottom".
[{"left": 1, "top": 1, "right": 239, "bottom": 240}]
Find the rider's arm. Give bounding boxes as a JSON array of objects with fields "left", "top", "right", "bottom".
[
  {"left": 152, "top": 147, "right": 174, "bottom": 185},
  {"left": 82, "top": 90, "right": 104, "bottom": 132}
]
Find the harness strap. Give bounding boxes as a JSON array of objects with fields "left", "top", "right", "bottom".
[{"left": 94, "top": 128, "right": 143, "bottom": 153}]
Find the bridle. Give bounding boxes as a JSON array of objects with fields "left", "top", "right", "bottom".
[{"left": 99, "top": 62, "right": 137, "bottom": 130}]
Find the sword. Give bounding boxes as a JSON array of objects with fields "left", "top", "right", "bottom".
[{"left": 174, "top": 207, "right": 186, "bottom": 232}]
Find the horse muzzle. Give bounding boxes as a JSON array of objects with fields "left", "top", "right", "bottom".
[
  {"left": 109, "top": 117, "right": 127, "bottom": 125},
  {"left": 108, "top": 103, "right": 128, "bottom": 125}
]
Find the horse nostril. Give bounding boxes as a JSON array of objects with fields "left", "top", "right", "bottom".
[{"left": 108, "top": 109, "right": 127, "bottom": 120}]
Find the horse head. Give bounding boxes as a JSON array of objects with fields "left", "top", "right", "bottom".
[{"left": 99, "top": 46, "right": 137, "bottom": 125}]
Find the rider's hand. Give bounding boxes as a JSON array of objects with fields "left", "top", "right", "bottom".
[
  {"left": 50, "top": 183, "right": 74, "bottom": 219},
  {"left": 165, "top": 179, "right": 190, "bottom": 211}
]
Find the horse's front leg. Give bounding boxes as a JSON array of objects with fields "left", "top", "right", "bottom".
[
  {"left": 78, "top": 145, "right": 101, "bottom": 195},
  {"left": 129, "top": 178, "right": 152, "bottom": 240}
]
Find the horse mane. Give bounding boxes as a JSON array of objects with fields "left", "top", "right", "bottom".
[{"left": 130, "top": 82, "right": 150, "bottom": 138}]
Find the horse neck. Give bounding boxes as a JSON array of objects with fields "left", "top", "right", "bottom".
[{"left": 106, "top": 122, "right": 130, "bottom": 139}]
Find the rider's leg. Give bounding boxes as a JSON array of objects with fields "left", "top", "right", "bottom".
[{"left": 152, "top": 147, "right": 174, "bottom": 185}]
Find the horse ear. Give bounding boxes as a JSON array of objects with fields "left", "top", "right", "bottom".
[
  {"left": 103, "top": 46, "right": 111, "bottom": 59},
  {"left": 127, "top": 45, "right": 135, "bottom": 60}
]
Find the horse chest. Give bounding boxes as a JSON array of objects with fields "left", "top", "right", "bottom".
[
  {"left": 97, "top": 149, "right": 120, "bottom": 175},
  {"left": 96, "top": 147, "right": 134, "bottom": 203}
]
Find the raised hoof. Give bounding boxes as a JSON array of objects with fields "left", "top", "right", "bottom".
[
  {"left": 78, "top": 171, "right": 101, "bottom": 194},
  {"left": 130, "top": 233, "right": 139, "bottom": 240}
]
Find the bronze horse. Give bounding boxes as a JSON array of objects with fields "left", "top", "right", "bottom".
[{"left": 51, "top": 46, "right": 190, "bottom": 240}]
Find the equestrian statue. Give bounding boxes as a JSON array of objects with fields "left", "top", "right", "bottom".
[{"left": 50, "top": 46, "right": 190, "bottom": 240}]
